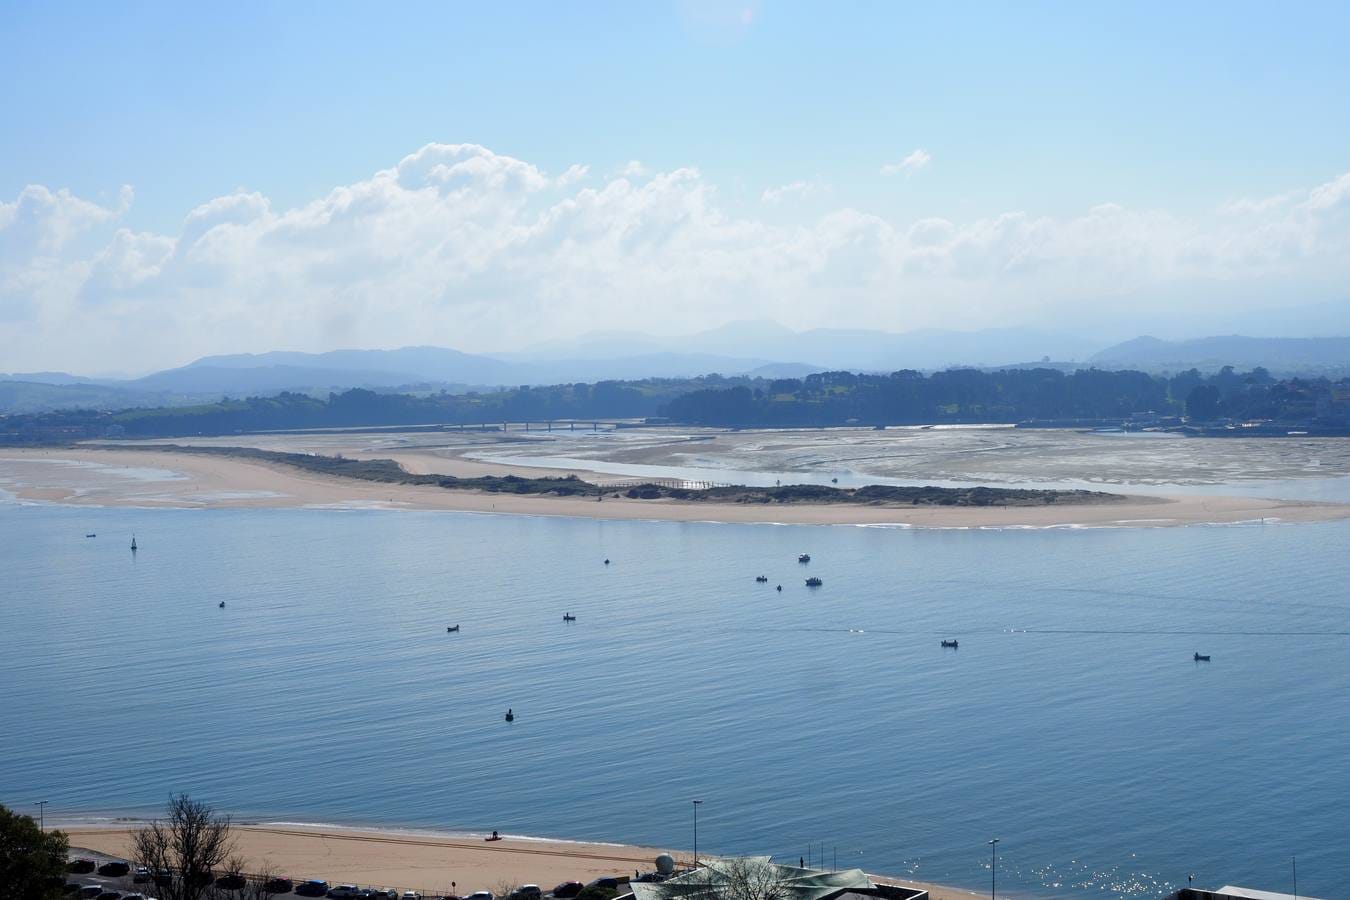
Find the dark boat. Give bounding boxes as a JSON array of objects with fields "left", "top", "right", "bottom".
[
  {"left": 563, "top": 613, "right": 576, "bottom": 622},
  {"left": 798, "top": 553, "right": 811, "bottom": 563},
  {"left": 130, "top": 535, "right": 138, "bottom": 551},
  {"left": 505, "top": 709, "right": 515, "bottom": 722},
  {"left": 85, "top": 533, "right": 96, "bottom": 538},
  {"left": 604, "top": 558, "right": 610, "bottom": 565},
  {"left": 805, "top": 576, "right": 823, "bottom": 587},
  {"left": 1194, "top": 652, "right": 1211, "bottom": 662},
  {"left": 218, "top": 601, "right": 226, "bottom": 609},
  {"left": 941, "top": 639, "right": 959, "bottom": 649},
  {"left": 755, "top": 575, "right": 768, "bottom": 583},
  {"left": 776, "top": 584, "right": 782, "bottom": 592},
  {"left": 447, "top": 625, "right": 460, "bottom": 633}
]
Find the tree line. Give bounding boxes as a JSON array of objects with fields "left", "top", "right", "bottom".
[
  {"left": 2, "top": 366, "right": 1347, "bottom": 441},
  {"left": 659, "top": 365, "right": 1343, "bottom": 427}
]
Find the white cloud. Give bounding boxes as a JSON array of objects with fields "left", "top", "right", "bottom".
[
  {"left": 3, "top": 143, "right": 1350, "bottom": 372},
  {"left": 881, "top": 149, "right": 932, "bottom": 177},
  {"left": 761, "top": 180, "right": 826, "bottom": 204}
]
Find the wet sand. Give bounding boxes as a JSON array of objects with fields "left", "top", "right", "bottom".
[
  {"left": 63, "top": 823, "right": 977, "bottom": 900},
  {"left": 3, "top": 446, "right": 1348, "bottom": 527}
]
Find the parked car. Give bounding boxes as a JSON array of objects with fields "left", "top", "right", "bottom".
[
  {"left": 510, "top": 886, "right": 541, "bottom": 900},
  {"left": 98, "top": 861, "right": 131, "bottom": 877},
  {"left": 69, "top": 859, "right": 97, "bottom": 874},
  {"left": 464, "top": 891, "right": 495, "bottom": 900},
  {"left": 133, "top": 867, "right": 153, "bottom": 884},
  {"left": 551, "top": 883, "right": 582, "bottom": 899},
  {"left": 328, "top": 886, "right": 363, "bottom": 899},
  {"left": 401, "top": 893, "right": 422, "bottom": 900},
  {"left": 584, "top": 879, "right": 619, "bottom": 892},
  {"left": 122, "top": 894, "right": 147, "bottom": 900},
  {"left": 295, "top": 881, "right": 331, "bottom": 897},
  {"left": 78, "top": 887, "right": 105, "bottom": 899},
  {"left": 95, "top": 892, "right": 122, "bottom": 900},
  {"left": 63, "top": 883, "right": 83, "bottom": 895},
  {"left": 263, "top": 877, "right": 295, "bottom": 893},
  {"left": 215, "top": 873, "right": 247, "bottom": 890}
]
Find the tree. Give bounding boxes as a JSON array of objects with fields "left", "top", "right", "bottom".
[
  {"left": 0, "top": 804, "right": 70, "bottom": 900},
  {"left": 715, "top": 858, "right": 792, "bottom": 900},
  {"left": 132, "top": 794, "right": 236, "bottom": 900},
  {"left": 1185, "top": 384, "right": 1222, "bottom": 422}
]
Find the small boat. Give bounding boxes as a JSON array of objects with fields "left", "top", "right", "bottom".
[
  {"left": 218, "top": 601, "right": 226, "bottom": 609},
  {"left": 603, "top": 558, "right": 610, "bottom": 565},
  {"left": 776, "top": 584, "right": 782, "bottom": 592},
  {"left": 447, "top": 625, "right": 460, "bottom": 633},
  {"left": 130, "top": 535, "right": 138, "bottom": 551},
  {"left": 505, "top": 709, "right": 515, "bottom": 722},
  {"left": 798, "top": 554, "right": 811, "bottom": 563},
  {"left": 85, "top": 533, "right": 96, "bottom": 538},
  {"left": 1194, "top": 652, "right": 1211, "bottom": 662},
  {"left": 805, "top": 576, "right": 823, "bottom": 587},
  {"left": 941, "top": 639, "right": 959, "bottom": 649},
  {"left": 755, "top": 575, "right": 768, "bottom": 583},
  {"left": 563, "top": 613, "right": 576, "bottom": 622}
]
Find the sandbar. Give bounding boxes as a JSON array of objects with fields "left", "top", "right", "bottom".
[{"left": 2, "top": 446, "right": 1347, "bottom": 528}]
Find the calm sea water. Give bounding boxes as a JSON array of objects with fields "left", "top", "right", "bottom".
[{"left": 2, "top": 503, "right": 1347, "bottom": 898}]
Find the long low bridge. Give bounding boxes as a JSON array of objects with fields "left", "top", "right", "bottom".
[{"left": 592, "top": 477, "right": 732, "bottom": 491}]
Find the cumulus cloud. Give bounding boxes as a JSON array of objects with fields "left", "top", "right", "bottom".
[
  {"left": 3, "top": 142, "right": 1350, "bottom": 372},
  {"left": 881, "top": 149, "right": 932, "bottom": 177}
]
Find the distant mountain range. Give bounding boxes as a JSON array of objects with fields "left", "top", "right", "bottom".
[
  {"left": 5, "top": 324, "right": 1350, "bottom": 414},
  {"left": 1089, "top": 335, "right": 1350, "bottom": 373},
  {"left": 504, "top": 320, "right": 1098, "bottom": 372}
]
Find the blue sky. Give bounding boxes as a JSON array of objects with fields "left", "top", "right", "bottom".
[{"left": 3, "top": 1, "right": 1350, "bottom": 371}]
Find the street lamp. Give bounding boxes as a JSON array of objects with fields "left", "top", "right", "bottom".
[
  {"left": 692, "top": 800, "right": 703, "bottom": 868},
  {"left": 989, "top": 839, "right": 999, "bottom": 900},
  {"left": 36, "top": 801, "right": 47, "bottom": 832}
]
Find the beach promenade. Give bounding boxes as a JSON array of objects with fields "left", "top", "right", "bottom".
[{"left": 63, "top": 824, "right": 980, "bottom": 900}]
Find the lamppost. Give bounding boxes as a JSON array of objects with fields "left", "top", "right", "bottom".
[
  {"left": 692, "top": 800, "right": 703, "bottom": 867},
  {"left": 989, "top": 839, "right": 999, "bottom": 900},
  {"left": 36, "top": 801, "right": 47, "bottom": 832}
]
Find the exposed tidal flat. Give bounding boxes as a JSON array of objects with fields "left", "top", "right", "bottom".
[{"left": 3, "top": 502, "right": 1349, "bottom": 898}]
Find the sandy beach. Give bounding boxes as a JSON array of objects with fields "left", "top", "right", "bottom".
[
  {"left": 62, "top": 823, "right": 978, "bottom": 900},
  {"left": 3, "top": 445, "right": 1348, "bottom": 528}
]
